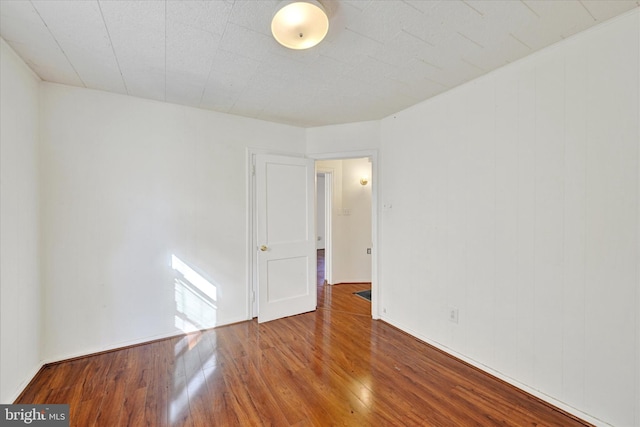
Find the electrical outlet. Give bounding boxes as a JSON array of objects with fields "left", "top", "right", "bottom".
[{"left": 448, "top": 307, "right": 459, "bottom": 324}]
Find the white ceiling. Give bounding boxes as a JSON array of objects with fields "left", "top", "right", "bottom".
[{"left": 1, "top": 0, "right": 638, "bottom": 127}]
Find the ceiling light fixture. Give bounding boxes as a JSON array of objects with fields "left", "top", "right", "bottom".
[{"left": 271, "top": 0, "right": 329, "bottom": 50}]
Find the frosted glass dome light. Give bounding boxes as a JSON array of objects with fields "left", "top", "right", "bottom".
[{"left": 271, "top": 1, "right": 329, "bottom": 50}]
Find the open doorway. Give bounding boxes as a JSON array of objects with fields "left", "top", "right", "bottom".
[
  {"left": 315, "top": 156, "right": 373, "bottom": 308},
  {"left": 247, "top": 149, "right": 379, "bottom": 321}
]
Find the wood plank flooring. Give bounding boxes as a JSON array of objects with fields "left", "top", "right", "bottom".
[{"left": 15, "top": 250, "right": 590, "bottom": 426}]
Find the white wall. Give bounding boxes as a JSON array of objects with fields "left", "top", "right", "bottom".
[
  {"left": 338, "top": 158, "right": 372, "bottom": 283},
  {"left": 379, "top": 10, "right": 640, "bottom": 427},
  {"left": 39, "top": 83, "right": 305, "bottom": 362},
  {"left": 0, "top": 39, "right": 42, "bottom": 403},
  {"left": 306, "top": 120, "right": 380, "bottom": 155}
]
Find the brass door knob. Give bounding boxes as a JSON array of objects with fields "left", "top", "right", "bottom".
[{"left": 260, "top": 245, "right": 268, "bottom": 252}]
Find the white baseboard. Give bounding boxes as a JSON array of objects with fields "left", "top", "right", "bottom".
[
  {"left": 41, "top": 316, "right": 251, "bottom": 366},
  {"left": 6, "top": 362, "right": 46, "bottom": 404},
  {"left": 380, "top": 316, "right": 610, "bottom": 427}
]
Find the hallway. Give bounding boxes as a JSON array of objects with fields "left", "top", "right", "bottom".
[{"left": 316, "top": 248, "right": 371, "bottom": 316}]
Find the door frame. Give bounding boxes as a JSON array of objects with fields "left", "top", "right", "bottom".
[
  {"left": 247, "top": 148, "right": 379, "bottom": 321},
  {"left": 315, "top": 169, "right": 333, "bottom": 285},
  {"left": 309, "top": 150, "right": 379, "bottom": 320}
]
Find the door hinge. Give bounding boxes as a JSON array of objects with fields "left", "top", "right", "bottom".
[
  {"left": 252, "top": 164, "right": 256, "bottom": 176},
  {"left": 251, "top": 290, "right": 256, "bottom": 302}
]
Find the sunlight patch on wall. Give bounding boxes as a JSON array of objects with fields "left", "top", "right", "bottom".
[{"left": 172, "top": 254, "right": 218, "bottom": 332}]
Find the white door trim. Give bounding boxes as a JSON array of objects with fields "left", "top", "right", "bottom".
[{"left": 316, "top": 169, "right": 333, "bottom": 285}]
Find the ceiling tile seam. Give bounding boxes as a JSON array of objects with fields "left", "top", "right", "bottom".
[
  {"left": 419, "top": 58, "right": 443, "bottom": 71},
  {"left": 343, "top": 27, "right": 384, "bottom": 46},
  {"left": 424, "top": 76, "right": 448, "bottom": 89},
  {"left": 317, "top": 52, "right": 352, "bottom": 67},
  {"left": 29, "top": 0, "right": 86, "bottom": 88},
  {"left": 365, "top": 54, "right": 397, "bottom": 72},
  {"left": 97, "top": 0, "right": 129, "bottom": 95},
  {"left": 316, "top": 55, "right": 360, "bottom": 80},
  {"left": 457, "top": 31, "right": 484, "bottom": 49},
  {"left": 227, "top": 61, "right": 268, "bottom": 116},
  {"left": 343, "top": 1, "right": 367, "bottom": 12},
  {"left": 460, "top": 57, "right": 485, "bottom": 72},
  {"left": 509, "top": 33, "right": 532, "bottom": 51},
  {"left": 520, "top": 0, "right": 540, "bottom": 18},
  {"left": 401, "top": 29, "right": 435, "bottom": 47},
  {"left": 400, "top": 0, "right": 426, "bottom": 14},
  {"left": 577, "top": 1, "right": 597, "bottom": 22},
  {"left": 198, "top": 1, "right": 235, "bottom": 108},
  {"left": 461, "top": 0, "right": 485, "bottom": 17}
]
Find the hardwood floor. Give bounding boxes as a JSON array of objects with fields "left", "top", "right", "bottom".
[{"left": 15, "top": 250, "right": 589, "bottom": 426}]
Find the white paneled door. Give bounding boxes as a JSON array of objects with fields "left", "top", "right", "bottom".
[{"left": 256, "top": 154, "right": 316, "bottom": 323}]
